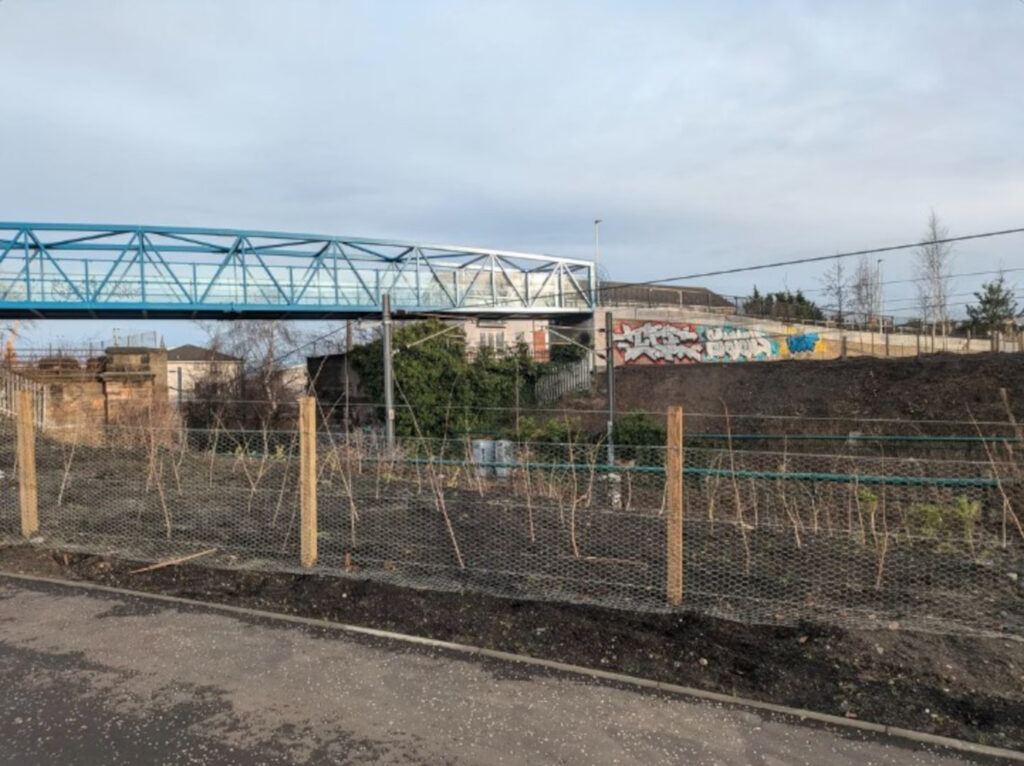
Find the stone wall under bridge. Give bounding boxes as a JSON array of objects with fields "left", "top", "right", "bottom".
[{"left": 13, "top": 347, "right": 174, "bottom": 445}]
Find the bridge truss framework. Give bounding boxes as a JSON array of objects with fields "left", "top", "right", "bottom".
[{"left": 0, "top": 223, "right": 595, "bottom": 319}]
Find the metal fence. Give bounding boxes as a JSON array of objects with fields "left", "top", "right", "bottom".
[
  {"left": 0, "top": 367, "right": 46, "bottom": 429},
  {"left": 3, "top": 413, "right": 1021, "bottom": 638},
  {"left": 535, "top": 357, "right": 592, "bottom": 403}
]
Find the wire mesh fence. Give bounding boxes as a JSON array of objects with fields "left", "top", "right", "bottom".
[
  {"left": 6, "top": 413, "right": 1024, "bottom": 637},
  {"left": 0, "top": 419, "right": 17, "bottom": 541}
]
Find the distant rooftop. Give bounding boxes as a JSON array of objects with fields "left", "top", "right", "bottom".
[
  {"left": 167, "top": 344, "right": 240, "bottom": 363},
  {"left": 601, "top": 281, "right": 733, "bottom": 309}
]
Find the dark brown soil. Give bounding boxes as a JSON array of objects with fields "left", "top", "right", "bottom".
[
  {"left": 574, "top": 352, "right": 1024, "bottom": 436},
  {"left": 2, "top": 543, "right": 1023, "bottom": 751}
]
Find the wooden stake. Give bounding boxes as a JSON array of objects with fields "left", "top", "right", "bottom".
[
  {"left": 128, "top": 548, "right": 217, "bottom": 574},
  {"left": 299, "top": 396, "right": 318, "bottom": 567},
  {"left": 16, "top": 390, "right": 38, "bottom": 538},
  {"left": 666, "top": 406, "right": 683, "bottom": 606}
]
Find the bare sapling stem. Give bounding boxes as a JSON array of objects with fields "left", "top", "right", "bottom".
[
  {"left": 566, "top": 418, "right": 581, "bottom": 559},
  {"left": 582, "top": 438, "right": 604, "bottom": 509},
  {"left": 721, "top": 400, "right": 750, "bottom": 575},
  {"left": 748, "top": 476, "right": 759, "bottom": 530},
  {"left": 155, "top": 452, "right": 172, "bottom": 539},
  {"left": 784, "top": 490, "right": 803, "bottom": 549},
  {"left": 395, "top": 375, "right": 465, "bottom": 568},
  {"left": 170, "top": 425, "right": 186, "bottom": 497},
  {"left": 523, "top": 454, "right": 536, "bottom": 544},
  {"left": 853, "top": 476, "right": 867, "bottom": 546},
  {"left": 874, "top": 483, "right": 889, "bottom": 590},
  {"left": 271, "top": 433, "right": 298, "bottom": 527},
  {"left": 969, "top": 408, "right": 1024, "bottom": 546},
  {"left": 311, "top": 397, "right": 360, "bottom": 549},
  {"left": 145, "top": 419, "right": 158, "bottom": 492},
  {"left": 705, "top": 453, "right": 724, "bottom": 527},
  {"left": 57, "top": 426, "right": 80, "bottom": 507},
  {"left": 207, "top": 412, "right": 224, "bottom": 489}
]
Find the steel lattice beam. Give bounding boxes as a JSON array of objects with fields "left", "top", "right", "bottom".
[{"left": 0, "top": 223, "right": 596, "bottom": 319}]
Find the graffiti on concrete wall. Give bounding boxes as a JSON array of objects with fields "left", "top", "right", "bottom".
[
  {"left": 612, "top": 321, "right": 780, "bottom": 364},
  {"left": 785, "top": 332, "right": 819, "bottom": 354},
  {"left": 704, "top": 326, "right": 777, "bottom": 362},
  {"left": 612, "top": 322, "right": 703, "bottom": 363}
]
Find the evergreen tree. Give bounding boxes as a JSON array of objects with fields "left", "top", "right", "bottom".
[
  {"left": 743, "top": 286, "right": 824, "bottom": 321},
  {"left": 966, "top": 276, "right": 1019, "bottom": 334},
  {"left": 350, "top": 319, "right": 538, "bottom": 438}
]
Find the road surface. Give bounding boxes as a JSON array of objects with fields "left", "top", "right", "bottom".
[{"left": 0, "top": 576, "right": 1001, "bottom": 765}]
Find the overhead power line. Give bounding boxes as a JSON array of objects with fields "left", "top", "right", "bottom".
[
  {"left": 884, "top": 293, "right": 1024, "bottom": 316},
  {"left": 238, "top": 224, "right": 1024, "bottom": 361},
  {"left": 448, "top": 224, "right": 1024, "bottom": 312},
  {"left": 791, "top": 266, "right": 1024, "bottom": 298},
  {"left": 631, "top": 226, "right": 1024, "bottom": 287}
]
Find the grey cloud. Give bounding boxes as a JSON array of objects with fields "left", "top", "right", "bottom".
[{"left": 1, "top": 0, "right": 1022, "bottom": 340}]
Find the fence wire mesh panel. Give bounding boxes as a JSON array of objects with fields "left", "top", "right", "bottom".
[
  {"left": 316, "top": 436, "right": 666, "bottom": 605},
  {"left": 682, "top": 458, "right": 1022, "bottom": 635},
  {"left": 11, "top": 419, "right": 1024, "bottom": 636},
  {"left": 36, "top": 424, "right": 303, "bottom": 569},
  {"left": 0, "top": 419, "right": 18, "bottom": 541}
]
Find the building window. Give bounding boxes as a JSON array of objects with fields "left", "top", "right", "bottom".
[{"left": 479, "top": 331, "right": 505, "bottom": 350}]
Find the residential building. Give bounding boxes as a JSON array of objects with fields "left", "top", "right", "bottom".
[{"left": 166, "top": 344, "right": 242, "bottom": 401}]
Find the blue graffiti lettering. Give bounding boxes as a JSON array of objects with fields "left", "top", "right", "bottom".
[{"left": 786, "top": 333, "right": 818, "bottom": 354}]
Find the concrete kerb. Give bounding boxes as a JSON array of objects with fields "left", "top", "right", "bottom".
[{"left": 0, "top": 569, "right": 1020, "bottom": 763}]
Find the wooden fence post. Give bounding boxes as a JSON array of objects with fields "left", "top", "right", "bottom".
[
  {"left": 666, "top": 406, "right": 683, "bottom": 606},
  {"left": 16, "top": 390, "right": 38, "bottom": 538},
  {"left": 299, "top": 396, "right": 317, "bottom": 568}
]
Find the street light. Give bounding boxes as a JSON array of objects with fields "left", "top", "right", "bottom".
[{"left": 593, "top": 219, "right": 602, "bottom": 304}]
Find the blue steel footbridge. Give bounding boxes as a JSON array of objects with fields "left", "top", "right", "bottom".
[{"left": 0, "top": 222, "right": 595, "bottom": 320}]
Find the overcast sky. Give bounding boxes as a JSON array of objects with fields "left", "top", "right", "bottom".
[{"left": 1, "top": 1, "right": 1023, "bottom": 346}]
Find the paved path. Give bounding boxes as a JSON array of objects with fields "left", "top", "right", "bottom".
[{"left": 0, "top": 576, "right": 1000, "bottom": 765}]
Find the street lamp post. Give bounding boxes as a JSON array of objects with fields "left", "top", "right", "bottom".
[
  {"left": 593, "top": 218, "right": 614, "bottom": 467},
  {"left": 876, "top": 259, "right": 884, "bottom": 331}
]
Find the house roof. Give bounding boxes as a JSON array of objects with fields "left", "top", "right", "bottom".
[
  {"left": 601, "top": 281, "right": 733, "bottom": 309},
  {"left": 167, "top": 344, "right": 240, "bottom": 363}
]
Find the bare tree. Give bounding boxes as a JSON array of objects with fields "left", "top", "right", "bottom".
[
  {"left": 0, "top": 320, "right": 34, "bottom": 365},
  {"left": 850, "top": 255, "right": 878, "bottom": 326},
  {"left": 190, "top": 320, "right": 310, "bottom": 432},
  {"left": 915, "top": 210, "right": 955, "bottom": 336},
  {"left": 820, "top": 259, "right": 850, "bottom": 325}
]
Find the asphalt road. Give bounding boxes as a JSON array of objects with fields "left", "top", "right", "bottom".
[{"left": 0, "top": 576, "right": 1002, "bottom": 765}]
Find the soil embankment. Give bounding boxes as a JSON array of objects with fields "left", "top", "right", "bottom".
[{"left": 571, "top": 353, "right": 1024, "bottom": 435}]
